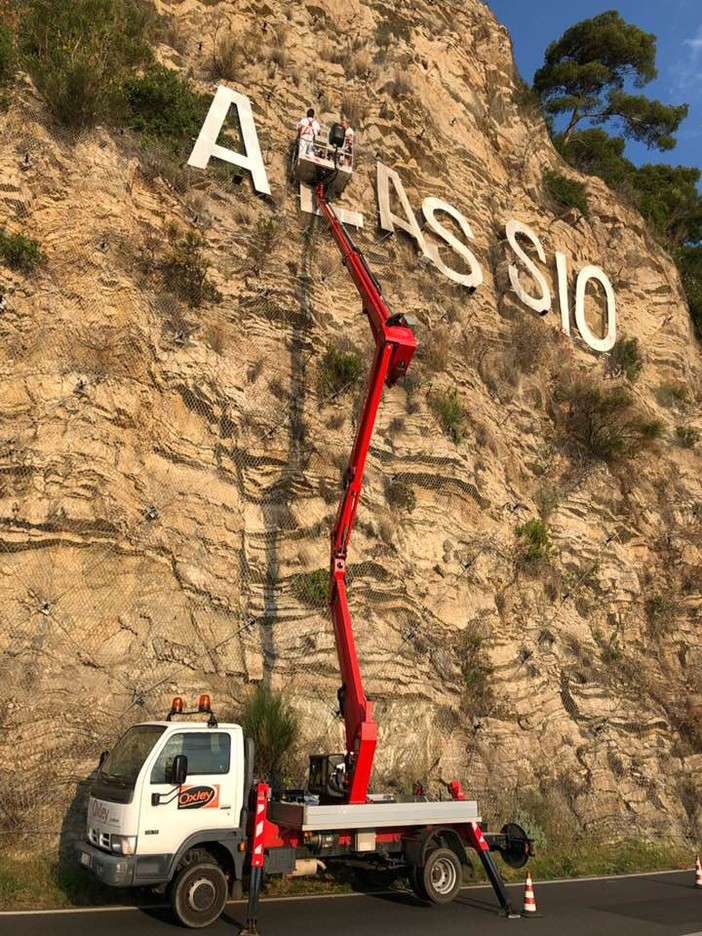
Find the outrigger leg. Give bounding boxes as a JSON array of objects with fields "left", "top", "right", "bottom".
[
  {"left": 241, "top": 866, "right": 263, "bottom": 936},
  {"left": 241, "top": 783, "right": 270, "bottom": 936},
  {"left": 467, "top": 822, "right": 521, "bottom": 919}
]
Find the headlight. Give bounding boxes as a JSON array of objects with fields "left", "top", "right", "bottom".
[{"left": 110, "top": 835, "right": 137, "bottom": 855}]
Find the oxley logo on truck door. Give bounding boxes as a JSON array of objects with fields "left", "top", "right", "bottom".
[{"left": 178, "top": 785, "right": 220, "bottom": 809}]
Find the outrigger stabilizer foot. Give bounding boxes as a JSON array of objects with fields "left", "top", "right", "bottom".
[
  {"left": 481, "top": 850, "right": 520, "bottom": 919},
  {"left": 240, "top": 865, "right": 262, "bottom": 936}
]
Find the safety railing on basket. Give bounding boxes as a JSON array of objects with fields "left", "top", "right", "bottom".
[{"left": 298, "top": 126, "right": 354, "bottom": 169}]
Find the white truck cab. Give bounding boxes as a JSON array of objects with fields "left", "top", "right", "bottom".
[{"left": 77, "top": 697, "right": 251, "bottom": 922}]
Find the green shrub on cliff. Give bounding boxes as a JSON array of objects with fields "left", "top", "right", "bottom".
[
  {"left": 291, "top": 568, "right": 328, "bottom": 608},
  {"left": 318, "top": 345, "right": 365, "bottom": 399},
  {"left": 0, "top": 21, "right": 16, "bottom": 108},
  {"left": 608, "top": 336, "right": 643, "bottom": 382},
  {"left": 0, "top": 226, "right": 44, "bottom": 273},
  {"left": 675, "top": 244, "right": 702, "bottom": 338},
  {"left": 384, "top": 477, "right": 416, "bottom": 513},
  {"left": 675, "top": 425, "right": 699, "bottom": 449},
  {"left": 543, "top": 170, "right": 589, "bottom": 218},
  {"left": 123, "top": 64, "right": 207, "bottom": 146},
  {"left": 644, "top": 591, "right": 680, "bottom": 639},
  {"left": 240, "top": 685, "right": 299, "bottom": 781},
  {"left": 17, "top": 0, "right": 157, "bottom": 128},
  {"left": 429, "top": 389, "right": 466, "bottom": 444},
  {"left": 161, "top": 228, "right": 221, "bottom": 308},
  {"left": 554, "top": 378, "right": 662, "bottom": 462},
  {"left": 375, "top": 14, "right": 412, "bottom": 49},
  {"left": 515, "top": 518, "right": 552, "bottom": 565},
  {"left": 457, "top": 629, "right": 493, "bottom": 716}
]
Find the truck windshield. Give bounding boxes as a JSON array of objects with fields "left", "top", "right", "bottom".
[{"left": 92, "top": 725, "right": 165, "bottom": 803}]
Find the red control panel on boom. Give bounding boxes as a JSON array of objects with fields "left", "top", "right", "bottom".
[{"left": 314, "top": 182, "right": 417, "bottom": 804}]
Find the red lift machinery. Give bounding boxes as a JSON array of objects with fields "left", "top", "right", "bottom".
[
  {"left": 265, "top": 125, "right": 528, "bottom": 905},
  {"left": 247, "top": 126, "right": 531, "bottom": 929},
  {"left": 78, "top": 123, "right": 531, "bottom": 933},
  {"left": 310, "top": 185, "right": 416, "bottom": 806}
]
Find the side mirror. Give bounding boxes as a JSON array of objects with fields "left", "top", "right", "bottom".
[
  {"left": 98, "top": 750, "right": 109, "bottom": 768},
  {"left": 171, "top": 754, "right": 188, "bottom": 786}
]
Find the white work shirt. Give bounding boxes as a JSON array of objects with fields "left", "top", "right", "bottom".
[{"left": 297, "top": 116, "right": 320, "bottom": 141}]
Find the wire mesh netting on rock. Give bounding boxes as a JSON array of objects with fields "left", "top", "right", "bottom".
[{"left": 1, "top": 0, "right": 701, "bottom": 872}]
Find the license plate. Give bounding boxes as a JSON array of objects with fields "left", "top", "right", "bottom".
[{"left": 80, "top": 852, "right": 91, "bottom": 868}]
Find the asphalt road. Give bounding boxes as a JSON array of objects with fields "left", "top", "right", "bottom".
[{"left": 2, "top": 871, "right": 701, "bottom": 936}]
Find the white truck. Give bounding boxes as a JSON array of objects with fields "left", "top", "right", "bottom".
[{"left": 78, "top": 695, "right": 529, "bottom": 930}]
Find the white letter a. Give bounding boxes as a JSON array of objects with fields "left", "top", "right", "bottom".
[{"left": 188, "top": 86, "right": 271, "bottom": 196}]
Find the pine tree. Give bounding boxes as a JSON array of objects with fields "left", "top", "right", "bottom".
[{"left": 534, "top": 10, "right": 687, "bottom": 149}]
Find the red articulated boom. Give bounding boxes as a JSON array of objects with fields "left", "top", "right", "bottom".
[
  {"left": 76, "top": 119, "right": 533, "bottom": 936},
  {"left": 314, "top": 181, "right": 416, "bottom": 804}
]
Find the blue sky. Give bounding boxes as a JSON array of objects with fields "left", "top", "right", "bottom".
[{"left": 486, "top": 1, "right": 702, "bottom": 175}]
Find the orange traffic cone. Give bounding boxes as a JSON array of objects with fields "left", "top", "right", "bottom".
[
  {"left": 523, "top": 870, "right": 540, "bottom": 916},
  {"left": 695, "top": 856, "right": 702, "bottom": 888}
]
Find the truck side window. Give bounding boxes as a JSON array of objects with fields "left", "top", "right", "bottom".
[{"left": 150, "top": 732, "right": 231, "bottom": 783}]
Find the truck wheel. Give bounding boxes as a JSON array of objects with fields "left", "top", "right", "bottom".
[
  {"left": 408, "top": 864, "right": 428, "bottom": 900},
  {"left": 171, "top": 860, "right": 228, "bottom": 929},
  {"left": 420, "top": 847, "right": 462, "bottom": 905}
]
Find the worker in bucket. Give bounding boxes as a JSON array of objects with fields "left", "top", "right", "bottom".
[
  {"left": 341, "top": 116, "right": 355, "bottom": 166},
  {"left": 297, "top": 107, "right": 320, "bottom": 157}
]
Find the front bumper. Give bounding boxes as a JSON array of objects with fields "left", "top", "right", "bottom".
[{"left": 76, "top": 842, "right": 137, "bottom": 887}]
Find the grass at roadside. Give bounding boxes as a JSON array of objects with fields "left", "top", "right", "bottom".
[
  {"left": 498, "top": 841, "right": 693, "bottom": 883},
  {"left": 0, "top": 855, "right": 130, "bottom": 910},
  {"left": 0, "top": 853, "right": 358, "bottom": 911},
  {"left": 0, "top": 841, "right": 693, "bottom": 912}
]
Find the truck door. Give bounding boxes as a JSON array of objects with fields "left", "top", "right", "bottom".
[{"left": 138, "top": 730, "right": 238, "bottom": 857}]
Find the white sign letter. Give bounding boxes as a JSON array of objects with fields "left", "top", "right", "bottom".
[
  {"left": 188, "top": 86, "right": 271, "bottom": 196},
  {"left": 376, "top": 162, "right": 427, "bottom": 253},
  {"left": 421, "top": 197, "right": 483, "bottom": 290},
  {"left": 574, "top": 265, "right": 617, "bottom": 352},
  {"left": 299, "top": 183, "right": 364, "bottom": 228},
  {"left": 555, "top": 251, "right": 571, "bottom": 336},
  {"left": 505, "top": 219, "right": 551, "bottom": 315}
]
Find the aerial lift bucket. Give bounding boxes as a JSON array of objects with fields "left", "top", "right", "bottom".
[{"left": 292, "top": 122, "right": 353, "bottom": 197}]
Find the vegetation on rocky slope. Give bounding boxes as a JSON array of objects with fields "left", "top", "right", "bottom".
[
  {"left": 0, "top": 224, "right": 44, "bottom": 272},
  {"left": 2, "top": 0, "right": 207, "bottom": 145},
  {"left": 533, "top": 11, "right": 702, "bottom": 337}
]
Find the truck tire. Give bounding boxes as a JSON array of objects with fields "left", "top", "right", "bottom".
[
  {"left": 408, "top": 863, "right": 428, "bottom": 900},
  {"left": 420, "top": 847, "right": 462, "bottom": 905},
  {"left": 170, "top": 859, "right": 228, "bottom": 929}
]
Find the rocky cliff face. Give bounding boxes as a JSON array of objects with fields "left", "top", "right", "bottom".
[{"left": 1, "top": 0, "right": 701, "bottom": 855}]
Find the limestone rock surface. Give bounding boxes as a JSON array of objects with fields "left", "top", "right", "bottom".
[{"left": 0, "top": 0, "right": 700, "bottom": 854}]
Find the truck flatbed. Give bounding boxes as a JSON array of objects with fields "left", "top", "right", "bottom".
[{"left": 269, "top": 799, "right": 481, "bottom": 831}]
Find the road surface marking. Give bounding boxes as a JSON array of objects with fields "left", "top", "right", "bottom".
[{"left": 0, "top": 868, "right": 692, "bottom": 916}]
